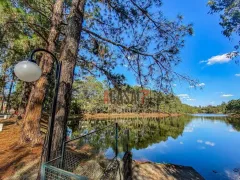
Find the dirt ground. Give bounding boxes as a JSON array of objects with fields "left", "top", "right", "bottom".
[{"left": 0, "top": 118, "right": 42, "bottom": 179}]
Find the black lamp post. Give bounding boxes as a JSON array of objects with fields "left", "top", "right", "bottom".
[{"left": 14, "top": 48, "right": 61, "bottom": 161}]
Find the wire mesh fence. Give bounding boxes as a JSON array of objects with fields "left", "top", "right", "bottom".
[{"left": 41, "top": 123, "right": 130, "bottom": 180}]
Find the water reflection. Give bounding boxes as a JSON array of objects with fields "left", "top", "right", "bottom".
[
  {"left": 68, "top": 116, "right": 192, "bottom": 151},
  {"left": 68, "top": 115, "right": 240, "bottom": 180}
]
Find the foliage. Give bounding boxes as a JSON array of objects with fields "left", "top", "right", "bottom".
[
  {"left": 71, "top": 76, "right": 198, "bottom": 114},
  {"left": 0, "top": 0, "right": 50, "bottom": 112},
  {"left": 198, "top": 102, "right": 227, "bottom": 114},
  {"left": 208, "top": 0, "right": 240, "bottom": 53},
  {"left": 71, "top": 76, "right": 107, "bottom": 114},
  {"left": 71, "top": 77, "right": 240, "bottom": 115},
  {"left": 10, "top": 80, "right": 24, "bottom": 109},
  {"left": 226, "top": 99, "right": 240, "bottom": 114}
]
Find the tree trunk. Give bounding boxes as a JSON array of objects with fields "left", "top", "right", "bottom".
[
  {"left": 4, "top": 70, "right": 15, "bottom": 114},
  {"left": 51, "top": 0, "right": 86, "bottom": 159},
  {"left": 0, "top": 86, "right": 5, "bottom": 113},
  {"left": 20, "top": 0, "right": 64, "bottom": 145},
  {"left": 18, "top": 82, "right": 33, "bottom": 116},
  {"left": 0, "top": 75, "right": 6, "bottom": 113}
]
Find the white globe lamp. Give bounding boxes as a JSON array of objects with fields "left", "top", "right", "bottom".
[{"left": 14, "top": 60, "right": 42, "bottom": 82}]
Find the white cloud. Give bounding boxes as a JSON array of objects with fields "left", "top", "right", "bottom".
[
  {"left": 127, "top": 54, "right": 137, "bottom": 60},
  {"left": 201, "top": 52, "right": 234, "bottom": 65},
  {"left": 186, "top": 98, "right": 196, "bottom": 101},
  {"left": 177, "top": 94, "right": 196, "bottom": 102},
  {"left": 146, "top": 145, "right": 156, "bottom": 150},
  {"left": 177, "top": 94, "right": 189, "bottom": 99},
  {"left": 180, "top": 142, "right": 184, "bottom": 145},
  {"left": 199, "top": 60, "right": 207, "bottom": 64},
  {"left": 197, "top": 83, "right": 205, "bottom": 87},
  {"left": 235, "top": 74, "right": 240, "bottom": 77},
  {"left": 221, "top": 94, "right": 234, "bottom": 98},
  {"left": 189, "top": 83, "right": 205, "bottom": 88},
  {"left": 205, "top": 141, "right": 215, "bottom": 146},
  {"left": 229, "top": 128, "right": 237, "bottom": 133},
  {"left": 225, "top": 169, "right": 240, "bottom": 179},
  {"left": 197, "top": 140, "right": 203, "bottom": 143},
  {"left": 184, "top": 127, "right": 194, "bottom": 133}
]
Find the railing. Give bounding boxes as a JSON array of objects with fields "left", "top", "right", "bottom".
[
  {"left": 41, "top": 123, "right": 129, "bottom": 180},
  {"left": 41, "top": 157, "right": 87, "bottom": 180}
]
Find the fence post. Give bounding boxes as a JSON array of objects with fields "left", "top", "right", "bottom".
[
  {"left": 115, "top": 123, "right": 118, "bottom": 157},
  {"left": 40, "top": 164, "right": 45, "bottom": 180},
  {"left": 61, "top": 142, "right": 66, "bottom": 169},
  {"left": 127, "top": 129, "right": 129, "bottom": 152}
]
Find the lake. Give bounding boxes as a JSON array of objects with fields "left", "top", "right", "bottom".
[{"left": 68, "top": 114, "right": 240, "bottom": 180}]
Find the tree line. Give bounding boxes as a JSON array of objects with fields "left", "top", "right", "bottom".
[
  {"left": 71, "top": 76, "right": 199, "bottom": 114},
  {"left": 71, "top": 76, "right": 240, "bottom": 115},
  {"left": 195, "top": 100, "right": 240, "bottom": 114}
]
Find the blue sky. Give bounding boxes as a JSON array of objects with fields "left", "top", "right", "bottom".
[{"left": 112, "top": 0, "right": 239, "bottom": 106}]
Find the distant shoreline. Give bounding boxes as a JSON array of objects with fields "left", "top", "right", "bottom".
[{"left": 83, "top": 113, "right": 182, "bottom": 119}]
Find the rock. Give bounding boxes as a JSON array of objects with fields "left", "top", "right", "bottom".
[
  {"left": 132, "top": 161, "right": 204, "bottom": 180},
  {"left": 74, "top": 160, "right": 103, "bottom": 180}
]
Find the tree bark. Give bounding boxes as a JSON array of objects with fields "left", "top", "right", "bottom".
[
  {"left": 0, "top": 85, "right": 5, "bottom": 113},
  {"left": 51, "top": 0, "right": 86, "bottom": 158},
  {"left": 20, "top": 0, "right": 64, "bottom": 145},
  {"left": 18, "top": 82, "right": 33, "bottom": 116}
]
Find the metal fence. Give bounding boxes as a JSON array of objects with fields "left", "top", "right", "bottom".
[{"left": 41, "top": 123, "right": 129, "bottom": 180}]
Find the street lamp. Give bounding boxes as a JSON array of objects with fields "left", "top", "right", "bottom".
[
  {"left": 14, "top": 60, "right": 42, "bottom": 82},
  {"left": 14, "top": 48, "right": 61, "bottom": 161}
]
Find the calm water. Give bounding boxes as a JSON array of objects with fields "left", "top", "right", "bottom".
[{"left": 68, "top": 114, "right": 240, "bottom": 180}]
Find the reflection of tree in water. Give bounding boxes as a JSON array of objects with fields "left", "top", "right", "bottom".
[
  {"left": 123, "top": 116, "right": 192, "bottom": 150},
  {"left": 68, "top": 116, "right": 193, "bottom": 153},
  {"left": 68, "top": 116, "right": 240, "bottom": 153},
  {"left": 226, "top": 118, "right": 240, "bottom": 131},
  {"left": 75, "top": 125, "right": 117, "bottom": 154},
  {"left": 197, "top": 116, "right": 240, "bottom": 132}
]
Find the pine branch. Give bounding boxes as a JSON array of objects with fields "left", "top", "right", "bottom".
[
  {"left": 4, "top": 21, "right": 49, "bottom": 44},
  {"left": 129, "top": 0, "right": 174, "bottom": 40},
  {"left": 23, "top": 0, "right": 51, "bottom": 21},
  {"left": 5, "top": 21, "right": 49, "bottom": 32},
  {"left": 82, "top": 28, "right": 154, "bottom": 57}
]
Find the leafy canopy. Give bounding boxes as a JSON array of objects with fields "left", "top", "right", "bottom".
[{"left": 208, "top": 0, "right": 240, "bottom": 52}]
